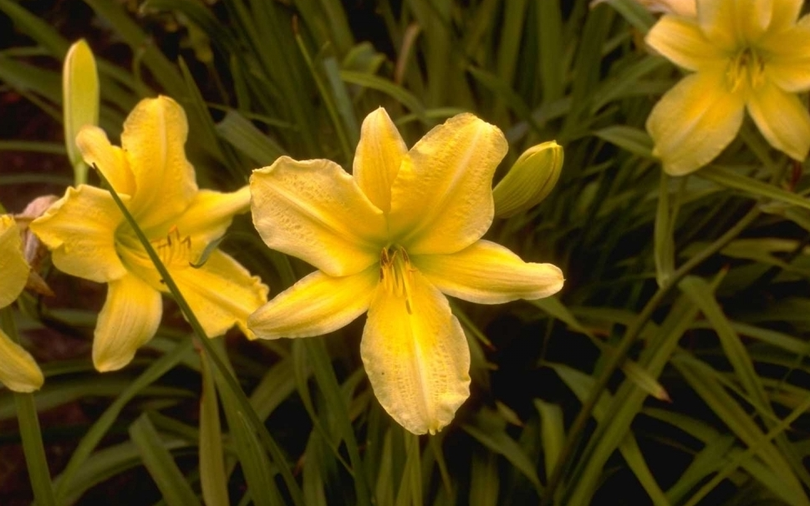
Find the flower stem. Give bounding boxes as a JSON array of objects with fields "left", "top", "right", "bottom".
[
  {"left": 0, "top": 307, "right": 56, "bottom": 506},
  {"left": 94, "top": 165, "right": 306, "bottom": 506}
]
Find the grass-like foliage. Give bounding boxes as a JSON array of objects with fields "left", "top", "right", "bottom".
[{"left": 1, "top": 0, "right": 810, "bottom": 504}]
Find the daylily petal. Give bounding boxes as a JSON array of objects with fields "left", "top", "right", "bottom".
[
  {"left": 249, "top": 266, "right": 378, "bottom": 339},
  {"left": 94, "top": 273, "right": 162, "bottom": 372},
  {"left": 647, "top": 70, "right": 745, "bottom": 175},
  {"left": 361, "top": 270, "right": 470, "bottom": 435},
  {"left": 0, "top": 328, "right": 43, "bottom": 392},
  {"left": 747, "top": 80, "right": 810, "bottom": 161},
  {"left": 645, "top": 15, "right": 725, "bottom": 71},
  {"left": 250, "top": 157, "right": 386, "bottom": 277},
  {"left": 667, "top": 0, "right": 697, "bottom": 17},
  {"left": 0, "top": 216, "right": 29, "bottom": 308},
  {"left": 76, "top": 125, "right": 134, "bottom": 195},
  {"left": 171, "top": 250, "right": 269, "bottom": 339},
  {"left": 760, "top": 21, "right": 810, "bottom": 92},
  {"left": 413, "top": 240, "right": 564, "bottom": 304},
  {"left": 768, "top": 0, "right": 802, "bottom": 32},
  {"left": 30, "top": 185, "right": 128, "bottom": 283},
  {"left": 353, "top": 108, "right": 407, "bottom": 213},
  {"left": 698, "top": 0, "right": 771, "bottom": 48},
  {"left": 389, "top": 113, "right": 508, "bottom": 255},
  {"left": 171, "top": 186, "right": 250, "bottom": 247},
  {"left": 121, "top": 96, "right": 198, "bottom": 229}
]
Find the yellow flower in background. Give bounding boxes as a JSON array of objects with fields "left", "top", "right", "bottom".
[
  {"left": 0, "top": 215, "right": 44, "bottom": 392},
  {"left": 249, "top": 109, "right": 564, "bottom": 435},
  {"left": 31, "top": 96, "right": 268, "bottom": 372},
  {"left": 593, "top": 0, "right": 696, "bottom": 17},
  {"left": 645, "top": 0, "right": 810, "bottom": 175}
]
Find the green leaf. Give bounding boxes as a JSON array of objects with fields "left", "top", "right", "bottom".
[
  {"left": 395, "top": 432, "right": 422, "bottom": 506},
  {"left": 534, "top": 399, "right": 564, "bottom": 482},
  {"left": 678, "top": 276, "right": 770, "bottom": 416},
  {"left": 129, "top": 413, "right": 202, "bottom": 506},
  {"left": 593, "top": 125, "right": 654, "bottom": 158},
  {"left": 199, "top": 350, "right": 229, "bottom": 506},
  {"left": 655, "top": 172, "right": 675, "bottom": 287},
  {"left": 698, "top": 165, "right": 810, "bottom": 211},
  {"left": 591, "top": 0, "right": 656, "bottom": 33},
  {"left": 215, "top": 110, "right": 286, "bottom": 167},
  {"left": 53, "top": 340, "right": 196, "bottom": 503},
  {"left": 340, "top": 71, "right": 427, "bottom": 122},
  {"left": 462, "top": 412, "right": 542, "bottom": 492},
  {"left": 672, "top": 355, "right": 809, "bottom": 506}
]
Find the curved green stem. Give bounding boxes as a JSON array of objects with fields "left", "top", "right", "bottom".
[{"left": 95, "top": 165, "right": 306, "bottom": 506}]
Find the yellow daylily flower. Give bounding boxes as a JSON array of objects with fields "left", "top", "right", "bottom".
[
  {"left": 0, "top": 215, "right": 44, "bottom": 392},
  {"left": 645, "top": 0, "right": 810, "bottom": 175},
  {"left": 249, "top": 109, "right": 564, "bottom": 435},
  {"left": 31, "top": 96, "right": 268, "bottom": 372}
]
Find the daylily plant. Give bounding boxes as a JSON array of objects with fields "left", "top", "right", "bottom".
[
  {"left": 31, "top": 96, "right": 268, "bottom": 372},
  {"left": 645, "top": 0, "right": 810, "bottom": 175},
  {"left": 249, "top": 109, "right": 564, "bottom": 435},
  {"left": 0, "top": 215, "right": 44, "bottom": 392}
]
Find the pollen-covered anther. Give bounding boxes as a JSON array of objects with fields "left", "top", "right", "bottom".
[
  {"left": 379, "top": 245, "right": 414, "bottom": 313},
  {"left": 153, "top": 225, "right": 192, "bottom": 268}
]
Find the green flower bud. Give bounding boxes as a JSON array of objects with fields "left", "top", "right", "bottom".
[
  {"left": 493, "top": 141, "right": 563, "bottom": 218},
  {"left": 63, "top": 39, "right": 99, "bottom": 186}
]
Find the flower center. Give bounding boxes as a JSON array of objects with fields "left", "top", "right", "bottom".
[
  {"left": 726, "top": 46, "right": 766, "bottom": 93},
  {"left": 151, "top": 225, "right": 193, "bottom": 269},
  {"left": 380, "top": 245, "right": 414, "bottom": 313}
]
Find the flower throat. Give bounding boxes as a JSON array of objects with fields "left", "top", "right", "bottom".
[{"left": 726, "top": 46, "right": 765, "bottom": 93}]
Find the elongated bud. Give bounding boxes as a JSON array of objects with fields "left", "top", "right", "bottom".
[
  {"left": 63, "top": 39, "right": 99, "bottom": 186},
  {"left": 493, "top": 141, "right": 563, "bottom": 218}
]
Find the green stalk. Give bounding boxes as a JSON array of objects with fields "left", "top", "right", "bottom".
[
  {"left": 684, "top": 393, "right": 810, "bottom": 506},
  {"left": 542, "top": 205, "right": 761, "bottom": 504},
  {"left": 93, "top": 165, "right": 305, "bottom": 506},
  {"left": 1, "top": 307, "right": 56, "bottom": 506},
  {"left": 293, "top": 29, "right": 354, "bottom": 163}
]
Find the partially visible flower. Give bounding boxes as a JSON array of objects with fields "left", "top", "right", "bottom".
[
  {"left": 493, "top": 140, "right": 563, "bottom": 218},
  {"left": 645, "top": 0, "right": 810, "bottom": 175},
  {"left": 596, "top": 0, "right": 696, "bottom": 17},
  {"left": 15, "top": 195, "right": 58, "bottom": 297},
  {"left": 0, "top": 215, "right": 44, "bottom": 392},
  {"left": 249, "top": 108, "right": 564, "bottom": 435},
  {"left": 31, "top": 96, "right": 268, "bottom": 372}
]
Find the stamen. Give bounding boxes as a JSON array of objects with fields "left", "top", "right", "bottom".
[
  {"left": 152, "top": 225, "right": 193, "bottom": 268},
  {"left": 726, "top": 47, "right": 765, "bottom": 93},
  {"left": 380, "top": 245, "right": 414, "bottom": 314}
]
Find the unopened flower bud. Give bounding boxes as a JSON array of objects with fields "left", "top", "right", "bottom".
[
  {"left": 493, "top": 141, "right": 563, "bottom": 218},
  {"left": 15, "top": 195, "right": 58, "bottom": 297},
  {"left": 63, "top": 39, "right": 99, "bottom": 185}
]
